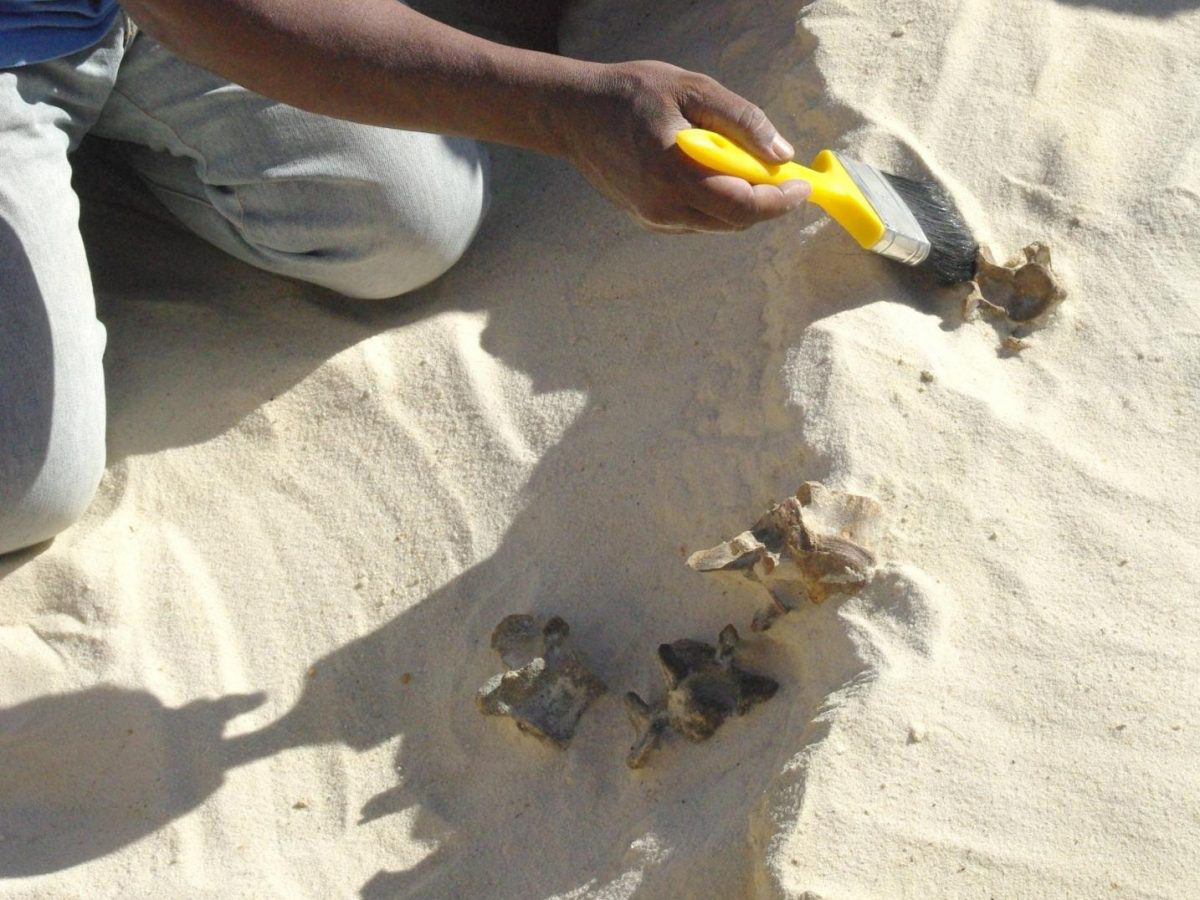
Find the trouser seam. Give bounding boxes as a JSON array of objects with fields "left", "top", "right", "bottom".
[{"left": 104, "top": 83, "right": 248, "bottom": 232}]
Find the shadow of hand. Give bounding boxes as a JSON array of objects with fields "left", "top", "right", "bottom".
[{"left": 0, "top": 686, "right": 264, "bottom": 876}]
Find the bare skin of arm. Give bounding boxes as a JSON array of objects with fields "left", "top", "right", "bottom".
[{"left": 120, "top": 0, "right": 811, "bottom": 232}]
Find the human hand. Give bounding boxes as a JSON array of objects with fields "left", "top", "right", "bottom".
[{"left": 555, "top": 60, "right": 811, "bottom": 232}]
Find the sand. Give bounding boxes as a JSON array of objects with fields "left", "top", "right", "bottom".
[{"left": 3, "top": 0, "right": 1200, "bottom": 896}]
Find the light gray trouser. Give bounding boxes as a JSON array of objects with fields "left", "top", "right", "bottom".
[{"left": 0, "top": 18, "right": 489, "bottom": 555}]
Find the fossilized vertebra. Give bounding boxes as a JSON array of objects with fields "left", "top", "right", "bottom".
[
  {"left": 624, "top": 625, "right": 778, "bottom": 768},
  {"left": 961, "top": 242, "right": 1066, "bottom": 325},
  {"left": 687, "top": 482, "right": 882, "bottom": 630},
  {"left": 477, "top": 614, "right": 606, "bottom": 748}
]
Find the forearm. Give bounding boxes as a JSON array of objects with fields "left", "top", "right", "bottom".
[
  {"left": 123, "top": 0, "right": 807, "bottom": 233},
  {"left": 121, "top": 0, "right": 601, "bottom": 155}
]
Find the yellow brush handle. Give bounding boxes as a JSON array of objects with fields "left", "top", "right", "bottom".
[
  {"left": 674, "top": 128, "right": 885, "bottom": 249},
  {"left": 676, "top": 128, "right": 822, "bottom": 187}
]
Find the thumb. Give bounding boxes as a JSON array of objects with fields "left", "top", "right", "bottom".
[
  {"left": 208, "top": 691, "right": 268, "bottom": 720},
  {"left": 682, "top": 80, "right": 793, "bottom": 164}
]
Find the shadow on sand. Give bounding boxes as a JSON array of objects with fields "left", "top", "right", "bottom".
[
  {"left": 1051, "top": 0, "right": 1199, "bottom": 12},
  {"left": 0, "top": 0, "right": 951, "bottom": 893}
]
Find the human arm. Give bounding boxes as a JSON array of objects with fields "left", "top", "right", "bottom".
[{"left": 120, "top": 0, "right": 810, "bottom": 231}]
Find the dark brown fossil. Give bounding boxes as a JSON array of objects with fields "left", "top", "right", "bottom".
[
  {"left": 624, "top": 625, "right": 778, "bottom": 769},
  {"left": 477, "top": 614, "right": 606, "bottom": 748}
]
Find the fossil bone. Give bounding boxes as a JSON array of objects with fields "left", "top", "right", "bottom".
[
  {"left": 624, "top": 625, "right": 778, "bottom": 768},
  {"left": 687, "top": 482, "right": 882, "bottom": 630},
  {"left": 477, "top": 614, "right": 606, "bottom": 748},
  {"left": 961, "top": 242, "right": 1066, "bottom": 326}
]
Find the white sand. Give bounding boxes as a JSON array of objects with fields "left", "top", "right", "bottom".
[{"left": 3, "top": 0, "right": 1200, "bottom": 896}]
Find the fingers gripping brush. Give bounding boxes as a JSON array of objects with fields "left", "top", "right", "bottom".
[{"left": 676, "top": 128, "right": 978, "bottom": 284}]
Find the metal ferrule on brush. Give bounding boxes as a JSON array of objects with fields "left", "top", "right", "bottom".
[{"left": 832, "top": 153, "right": 931, "bottom": 267}]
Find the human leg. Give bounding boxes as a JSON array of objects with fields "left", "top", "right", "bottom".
[
  {"left": 93, "top": 33, "right": 489, "bottom": 301},
  {"left": 0, "top": 29, "right": 126, "bottom": 555}
]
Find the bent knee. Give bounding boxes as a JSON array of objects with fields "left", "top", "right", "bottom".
[
  {"left": 327, "top": 137, "right": 489, "bottom": 300},
  {"left": 0, "top": 438, "right": 105, "bottom": 556},
  {"left": 316, "top": 212, "right": 485, "bottom": 301},
  {"left": 256, "top": 135, "right": 490, "bottom": 301}
]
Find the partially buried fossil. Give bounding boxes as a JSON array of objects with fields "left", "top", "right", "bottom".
[
  {"left": 624, "top": 625, "right": 778, "bottom": 769},
  {"left": 687, "top": 482, "right": 882, "bottom": 631},
  {"left": 960, "top": 242, "right": 1066, "bottom": 327},
  {"left": 476, "top": 614, "right": 606, "bottom": 748}
]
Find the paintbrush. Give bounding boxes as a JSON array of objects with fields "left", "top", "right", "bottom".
[{"left": 676, "top": 128, "right": 977, "bottom": 284}]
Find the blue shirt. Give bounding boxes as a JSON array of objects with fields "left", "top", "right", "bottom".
[{"left": 0, "top": 0, "right": 121, "bottom": 68}]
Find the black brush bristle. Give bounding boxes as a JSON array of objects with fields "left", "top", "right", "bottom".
[{"left": 881, "top": 173, "right": 978, "bottom": 284}]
